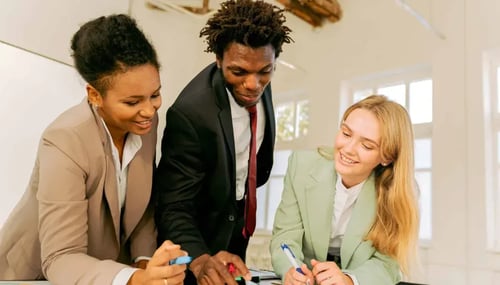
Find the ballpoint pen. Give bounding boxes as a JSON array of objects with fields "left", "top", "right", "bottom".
[{"left": 280, "top": 243, "right": 304, "bottom": 274}]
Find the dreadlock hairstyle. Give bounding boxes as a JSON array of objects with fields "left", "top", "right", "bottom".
[{"left": 199, "top": 0, "right": 293, "bottom": 58}]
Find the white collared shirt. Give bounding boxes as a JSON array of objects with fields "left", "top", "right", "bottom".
[
  {"left": 101, "top": 119, "right": 142, "bottom": 211},
  {"left": 329, "top": 175, "right": 364, "bottom": 249},
  {"left": 227, "top": 88, "right": 266, "bottom": 200},
  {"left": 101, "top": 120, "right": 143, "bottom": 285},
  {"left": 330, "top": 175, "right": 364, "bottom": 285}
]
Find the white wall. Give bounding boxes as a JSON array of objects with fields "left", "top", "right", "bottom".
[
  {"left": 0, "top": 0, "right": 130, "bottom": 64},
  {"left": 0, "top": 43, "right": 84, "bottom": 226},
  {"left": 1, "top": 0, "right": 500, "bottom": 283},
  {"left": 0, "top": 0, "right": 131, "bottom": 226}
]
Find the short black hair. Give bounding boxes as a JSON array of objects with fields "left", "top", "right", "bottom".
[
  {"left": 200, "top": 0, "right": 293, "bottom": 58},
  {"left": 71, "top": 14, "right": 159, "bottom": 93}
]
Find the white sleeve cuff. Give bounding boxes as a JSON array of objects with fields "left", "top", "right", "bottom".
[
  {"left": 344, "top": 272, "right": 360, "bottom": 285},
  {"left": 112, "top": 267, "right": 139, "bottom": 285},
  {"left": 134, "top": 256, "right": 151, "bottom": 263}
]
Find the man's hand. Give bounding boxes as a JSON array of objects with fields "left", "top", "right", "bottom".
[{"left": 189, "top": 251, "right": 251, "bottom": 285}]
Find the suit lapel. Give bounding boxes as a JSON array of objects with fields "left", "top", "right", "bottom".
[
  {"left": 341, "top": 174, "right": 377, "bottom": 267},
  {"left": 260, "top": 86, "right": 275, "bottom": 148},
  {"left": 213, "top": 67, "right": 235, "bottom": 165},
  {"left": 304, "top": 157, "right": 336, "bottom": 261}
]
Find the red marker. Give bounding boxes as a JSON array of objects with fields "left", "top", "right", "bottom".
[{"left": 228, "top": 263, "right": 242, "bottom": 281}]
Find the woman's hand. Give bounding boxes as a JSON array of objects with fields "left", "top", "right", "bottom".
[
  {"left": 283, "top": 264, "right": 313, "bottom": 285},
  {"left": 132, "top": 259, "right": 149, "bottom": 269},
  {"left": 128, "top": 240, "right": 187, "bottom": 285},
  {"left": 310, "top": 259, "right": 353, "bottom": 285}
]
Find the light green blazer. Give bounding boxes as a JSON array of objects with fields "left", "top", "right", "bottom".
[{"left": 270, "top": 149, "right": 400, "bottom": 285}]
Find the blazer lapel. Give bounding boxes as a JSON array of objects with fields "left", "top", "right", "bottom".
[
  {"left": 91, "top": 105, "right": 121, "bottom": 244},
  {"left": 341, "top": 174, "right": 377, "bottom": 267},
  {"left": 304, "top": 157, "right": 336, "bottom": 261},
  {"left": 122, "top": 149, "right": 151, "bottom": 242}
]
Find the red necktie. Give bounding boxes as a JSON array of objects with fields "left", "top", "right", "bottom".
[{"left": 243, "top": 104, "right": 257, "bottom": 238}]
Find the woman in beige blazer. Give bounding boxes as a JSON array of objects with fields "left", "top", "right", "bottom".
[
  {"left": 271, "top": 95, "right": 419, "bottom": 285},
  {"left": 0, "top": 14, "right": 187, "bottom": 285}
]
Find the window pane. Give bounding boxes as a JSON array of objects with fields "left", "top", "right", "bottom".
[
  {"left": 415, "top": 138, "right": 432, "bottom": 169},
  {"left": 276, "top": 103, "right": 295, "bottom": 141},
  {"left": 256, "top": 184, "right": 268, "bottom": 230},
  {"left": 409, "top": 79, "right": 433, "bottom": 124},
  {"left": 353, "top": 89, "right": 373, "bottom": 103},
  {"left": 377, "top": 84, "right": 406, "bottom": 106},
  {"left": 296, "top": 100, "right": 309, "bottom": 138},
  {"left": 266, "top": 177, "right": 285, "bottom": 230},
  {"left": 415, "top": 171, "right": 432, "bottom": 240},
  {"left": 272, "top": 150, "right": 292, "bottom": 175}
]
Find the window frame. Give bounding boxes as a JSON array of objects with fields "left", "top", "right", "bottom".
[{"left": 340, "top": 65, "right": 434, "bottom": 243}]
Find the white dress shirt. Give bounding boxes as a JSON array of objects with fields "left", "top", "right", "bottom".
[
  {"left": 330, "top": 174, "right": 364, "bottom": 285},
  {"left": 227, "top": 88, "right": 266, "bottom": 200},
  {"left": 101, "top": 120, "right": 144, "bottom": 285}
]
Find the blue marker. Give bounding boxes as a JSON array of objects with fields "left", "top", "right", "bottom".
[
  {"left": 280, "top": 243, "right": 304, "bottom": 274},
  {"left": 169, "top": 255, "right": 192, "bottom": 265}
]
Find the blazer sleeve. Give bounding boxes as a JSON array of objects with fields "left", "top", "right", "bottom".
[
  {"left": 37, "top": 129, "right": 128, "bottom": 285},
  {"left": 270, "top": 151, "right": 306, "bottom": 279},
  {"left": 154, "top": 106, "right": 209, "bottom": 259},
  {"left": 343, "top": 246, "right": 401, "bottom": 285}
]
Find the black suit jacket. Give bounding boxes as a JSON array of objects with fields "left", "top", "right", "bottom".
[{"left": 154, "top": 63, "right": 275, "bottom": 260}]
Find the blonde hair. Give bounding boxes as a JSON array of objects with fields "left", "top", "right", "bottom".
[{"left": 337, "top": 95, "right": 419, "bottom": 275}]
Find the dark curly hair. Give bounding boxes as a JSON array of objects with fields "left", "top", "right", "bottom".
[
  {"left": 71, "top": 14, "right": 159, "bottom": 93},
  {"left": 199, "top": 0, "right": 293, "bottom": 59}
]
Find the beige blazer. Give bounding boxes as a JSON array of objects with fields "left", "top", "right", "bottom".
[
  {"left": 0, "top": 100, "right": 158, "bottom": 285},
  {"left": 270, "top": 150, "right": 400, "bottom": 285}
]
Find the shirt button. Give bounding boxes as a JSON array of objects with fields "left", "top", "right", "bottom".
[{"left": 228, "top": 215, "right": 235, "bottom": 221}]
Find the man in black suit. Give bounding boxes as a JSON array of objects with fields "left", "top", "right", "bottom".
[{"left": 154, "top": 0, "right": 293, "bottom": 284}]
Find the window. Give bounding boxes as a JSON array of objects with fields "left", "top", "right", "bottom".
[
  {"left": 275, "top": 99, "right": 310, "bottom": 142},
  {"left": 342, "top": 66, "right": 433, "bottom": 241},
  {"left": 255, "top": 61, "right": 309, "bottom": 232},
  {"left": 256, "top": 150, "right": 291, "bottom": 231},
  {"left": 257, "top": 93, "right": 309, "bottom": 231}
]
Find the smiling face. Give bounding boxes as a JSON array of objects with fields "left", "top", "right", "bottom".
[
  {"left": 334, "top": 108, "right": 384, "bottom": 188},
  {"left": 216, "top": 42, "right": 276, "bottom": 107},
  {"left": 87, "top": 63, "right": 161, "bottom": 142}
]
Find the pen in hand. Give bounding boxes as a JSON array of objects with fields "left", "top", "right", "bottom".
[
  {"left": 280, "top": 243, "right": 304, "bottom": 274},
  {"left": 281, "top": 243, "right": 311, "bottom": 285}
]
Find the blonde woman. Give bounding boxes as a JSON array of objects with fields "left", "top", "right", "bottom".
[{"left": 270, "top": 95, "right": 419, "bottom": 285}]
